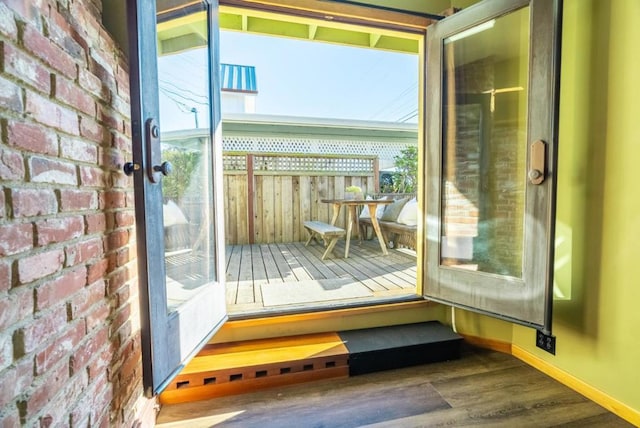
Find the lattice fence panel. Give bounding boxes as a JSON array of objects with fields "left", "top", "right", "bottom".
[{"left": 223, "top": 136, "right": 410, "bottom": 168}]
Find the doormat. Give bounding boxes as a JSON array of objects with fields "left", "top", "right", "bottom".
[{"left": 261, "top": 278, "right": 372, "bottom": 307}]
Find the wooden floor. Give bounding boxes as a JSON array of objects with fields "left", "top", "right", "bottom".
[
  {"left": 225, "top": 240, "right": 418, "bottom": 316},
  {"left": 156, "top": 345, "right": 633, "bottom": 427}
]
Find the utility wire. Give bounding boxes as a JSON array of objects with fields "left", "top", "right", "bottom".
[
  {"left": 159, "top": 85, "right": 209, "bottom": 107},
  {"left": 160, "top": 79, "right": 209, "bottom": 103}
]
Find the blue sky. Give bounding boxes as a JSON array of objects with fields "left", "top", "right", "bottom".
[{"left": 158, "top": 30, "right": 419, "bottom": 131}]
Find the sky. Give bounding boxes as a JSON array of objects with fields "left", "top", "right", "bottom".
[{"left": 158, "top": 30, "right": 419, "bottom": 132}]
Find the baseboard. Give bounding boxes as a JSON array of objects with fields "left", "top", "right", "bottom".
[
  {"left": 458, "top": 334, "right": 512, "bottom": 354},
  {"left": 461, "top": 335, "right": 639, "bottom": 427},
  {"left": 512, "top": 345, "right": 640, "bottom": 427}
]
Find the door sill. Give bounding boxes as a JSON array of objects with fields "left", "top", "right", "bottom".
[{"left": 227, "top": 293, "right": 424, "bottom": 321}]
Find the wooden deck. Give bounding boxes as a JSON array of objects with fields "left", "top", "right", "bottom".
[{"left": 225, "top": 239, "right": 418, "bottom": 316}]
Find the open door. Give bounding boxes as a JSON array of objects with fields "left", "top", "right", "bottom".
[
  {"left": 127, "top": 0, "right": 227, "bottom": 395},
  {"left": 424, "top": 0, "right": 561, "bottom": 332}
]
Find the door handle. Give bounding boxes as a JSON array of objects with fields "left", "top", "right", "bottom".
[
  {"left": 146, "top": 118, "right": 167, "bottom": 183},
  {"left": 528, "top": 140, "right": 546, "bottom": 185}
]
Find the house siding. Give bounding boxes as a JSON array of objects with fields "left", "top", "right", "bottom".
[{"left": 0, "top": 0, "right": 152, "bottom": 426}]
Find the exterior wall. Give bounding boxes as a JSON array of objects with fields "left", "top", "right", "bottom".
[{"left": 0, "top": 1, "right": 153, "bottom": 426}]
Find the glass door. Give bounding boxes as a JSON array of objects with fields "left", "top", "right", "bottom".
[
  {"left": 424, "top": 0, "right": 562, "bottom": 331},
  {"left": 127, "top": 0, "right": 227, "bottom": 394}
]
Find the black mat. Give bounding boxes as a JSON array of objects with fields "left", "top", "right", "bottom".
[{"left": 339, "top": 321, "right": 463, "bottom": 375}]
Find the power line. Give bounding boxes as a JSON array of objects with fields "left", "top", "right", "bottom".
[
  {"left": 159, "top": 85, "right": 209, "bottom": 107},
  {"left": 159, "top": 78, "right": 209, "bottom": 103}
]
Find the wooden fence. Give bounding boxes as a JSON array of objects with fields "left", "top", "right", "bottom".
[{"left": 223, "top": 153, "right": 379, "bottom": 244}]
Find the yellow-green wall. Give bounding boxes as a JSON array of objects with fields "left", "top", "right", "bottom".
[{"left": 455, "top": 0, "right": 640, "bottom": 422}]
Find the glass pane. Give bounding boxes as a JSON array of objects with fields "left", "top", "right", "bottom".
[
  {"left": 440, "top": 7, "right": 530, "bottom": 277},
  {"left": 156, "top": 5, "right": 216, "bottom": 311}
]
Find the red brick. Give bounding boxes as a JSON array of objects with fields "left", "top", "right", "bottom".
[
  {"left": 60, "top": 136, "right": 98, "bottom": 163},
  {"left": 54, "top": 75, "right": 95, "bottom": 116},
  {"left": 23, "top": 24, "right": 77, "bottom": 79},
  {"left": 0, "top": 333, "right": 13, "bottom": 372},
  {"left": 103, "top": 190, "right": 125, "bottom": 209},
  {"left": 106, "top": 229, "right": 129, "bottom": 251},
  {"left": 79, "top": 165, "right": 106, "bottom": 187},
  {"left": 114, "top": 246, "right": 134, "bottom": 269},
  {"left": 70, "top": 326, "right": 108, "bottom": 374},
  {"left": 23, "top": 361, "right": 70, "bottom": 421},
  {"left": 0, "top": 3, "right": 18, "bottom": 40},
  {"left": 36, "top": 215, "right": 84, "bottom": 246},
  {"left": 112, "top": 133, "right": 130, "bottom": 152},
  {"left": 98, "top": 105, "right": 122, "bottom": 131},
  {"left": 0, "top": 409, "right": 20, "bottom": 428},
  {"left": 110, "top": 302, "right": 131, "bottom": 336},
  {"left": 35, "top": 267, "right": 86, "bottom": 311},
  {"left": 69, "top": 1, "right": 101, "bottom": 42},
  {"left": 11, "top": 188, "right": 58, "bottom": 217},
  {"left": 114, "top": 211, "right": 135, "bottom": 228},
  {"left": 25, "top": 91, "right": 79, "bottom": 136},
  {"left": 86, "top": 258, "right": 108, "bottom": 284},
  {"left": 78, "top": 67, "right": 107, "bottom": 100},
  {"left": 115, "top": 63, "right": 130, "bottom": 100},
  {"left": 89, "top": 57, "right": 116, "bottom": 99},
  {"left": 1, "top": 41, "right": 52, "bottom": 94},
  {"left": 59, "top": 189, "right": 98, "bottom": 212},
  {"left": 17, "top": 248, "right": 65, "bottom": 284},
  {"left": 69, "top": 372, "right": 109, "bottom": 426},
  {"left": 40, "top": 370, "right": 89, "bottom": 427},
  {"left": 115, "top": 284, "right": 131, "bottom": 308},
  {"left": 101, "top": 147, "right": 125, "bottom": 172},
  {"left": 0, "top": 146, "right": 25, "bottom": 181},
  {"left": 2, "top": 0, "right": 44, "bottom": 28},
  {"left": 7, "top": 120, "right": 57, "bottom": 155},
  {"left": 106, "top": 267, "right": 129, "bottom": 296},
  {"left": 0, "top": 259, "right": 10, "bottom": 291},
  {"left": 123, "top": 121, "right": 131, "bottom": 138},
  {"left": 46, "top": 7, "right": 85, "bottom": 63},
  {"left": 0, "top": 223, "right": 33, "bottom": 256},
  {"left": 15, "top": 305, "right": 67, "bottom": 355},
  {"left": 85, "top": 213, "right": 106, "bottom": 234},
  {"left": 0, "top": 286, "right": 32, "bottom": 333},
  {"left": 82, "top": 375, "right": 113, "bottom": 427},
  {"left": 118, "top": 342, "right": 142, "bottom": 384},
  {"left": 86, "top": 301, "right": 110, "bottom": 333},
  {"left": 111, "top": 94, "right": 131, "bottom": 120},
  {"left": 66, "top": 237, "right": 103, "bottom": 266},
  {"left": 0, "top": 358, "right": 34, "bottom": 408},
  {"left": 86, "top": 347, "right": 111, "bottom": 382},
  {"left": 111, "top": 171, "right": 131, "bottom": 189},
  {"left": 28, "top": 156, "right": 77, "bottom": 185},
  {"left": 79, "top": 115, "right": 105, "bottom": 143},
  {"left": 34, "top": 320, "right": 85, "bottom": 374},
  {"left": 0, "top": 74, "right": 24, "bottom": 113},
  {"left": 69, "top": 278, "right": 105, "bottom": 321}
]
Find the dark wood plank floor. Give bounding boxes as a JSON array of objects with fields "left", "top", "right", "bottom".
[
  {"left": 225, "top": 240, "right": 418, "bottom": 316},
  {"left": 156, "top": 346, "right": 633, "bottom": 427}
]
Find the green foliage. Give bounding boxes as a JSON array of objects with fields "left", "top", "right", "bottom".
[
  {"left": 161, "top": 148, "right": 201, "bottom": 201},
  {"left": 392, "top": 145, "right": 418, "bottom": 193},
  {"left": 345, "top": 185, "right": 362, "bottom": 193}
]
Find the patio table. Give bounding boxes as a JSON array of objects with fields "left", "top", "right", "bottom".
[{"left": 321, "top": 198, "right": 394, "bottom": 258}]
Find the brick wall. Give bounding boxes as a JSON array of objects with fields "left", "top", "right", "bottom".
[{"left": 0, "top": 0, "right": 153, "bottom": 426}]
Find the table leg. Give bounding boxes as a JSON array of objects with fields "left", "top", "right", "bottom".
[
  {"left": 329, "top": 203, "right": 340, "bottom": 226},
  {"left": 344, "top": 206, "right": 356, "bottom": 258},
  {"left": 368, "top": 203, "right": 389, "bottom": 256}
]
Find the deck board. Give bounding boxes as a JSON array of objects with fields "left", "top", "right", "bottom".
[{"left": 225, "top": 240, "right": 417, "bottom": 316}]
